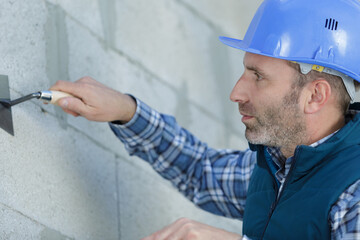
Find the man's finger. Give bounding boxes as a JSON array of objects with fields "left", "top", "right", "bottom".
[
  {"left": 57, "top": 97, "right": 87, "bottom": 117},
  {"left": 62, "top": 108, "right": 80, "bottom": 117},
  {"left": 77, "top": 76, "right": 104, "bottom": 86},
  {"left": 164, "top": 219, "right": 199, "bottom": 240},
  {"left": 49, "top": 80, "right": 87, "bottom": 99},
  {"left": 141, "top": 218, "right": 192, "bottom": 240}
]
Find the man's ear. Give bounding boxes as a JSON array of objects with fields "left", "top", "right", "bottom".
[{"left": 304, "top": 79, "right": 331, "bottom": 114}]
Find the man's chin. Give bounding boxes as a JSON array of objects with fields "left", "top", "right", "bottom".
[
  {"left": 245, "top": 131, "right": 262, "bottom": 145},
  {"left": 245, "top": 130, "right": 273, "bottom": 146}
]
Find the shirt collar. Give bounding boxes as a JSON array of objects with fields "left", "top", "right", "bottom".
[{"left": 267, "top": 131, "right": 337, "bottom": 163}]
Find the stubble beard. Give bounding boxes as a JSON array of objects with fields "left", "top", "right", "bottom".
[{"left": 241, "top": 88, "right": 307, "bottom": 149}]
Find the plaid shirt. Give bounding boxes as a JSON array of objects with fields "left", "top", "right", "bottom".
[{"left": 110, "top": 98, "right": 360, "bottom": 240}]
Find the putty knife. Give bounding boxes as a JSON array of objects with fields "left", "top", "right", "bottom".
[{"left": 0, "top": 75, "right": 71, "bottom": 136}]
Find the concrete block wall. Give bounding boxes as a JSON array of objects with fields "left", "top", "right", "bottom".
[{"left": 0, "top": 0, "right": 262, "bottom": 239}]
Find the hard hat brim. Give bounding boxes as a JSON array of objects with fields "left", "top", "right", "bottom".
[{"left": 219, "top": 36, "right": 359, "bottom": 83}]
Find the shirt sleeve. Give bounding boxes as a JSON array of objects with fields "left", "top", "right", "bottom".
[
  {"left": 109, "top": 97, "right": 256, "bottom": 219},
  {"left": 329, "top": 179, "right": 360, "bottom": 240}
]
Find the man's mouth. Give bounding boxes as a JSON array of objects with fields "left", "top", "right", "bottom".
[{"left": 240, "top": 112, "right": 254, "bottom": 122}]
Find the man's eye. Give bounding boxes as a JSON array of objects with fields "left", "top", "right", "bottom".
[{"left": 254, "top": 72, "right": 263, "bottom": 81}]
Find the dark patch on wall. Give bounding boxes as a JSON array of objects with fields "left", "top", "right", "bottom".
[
  {"left": 44, "top": 2, "right": 69, "bottom": 129},
  {"left": 98, "top": 0, "right": 116, "bottom": 50},
  {"left": 208, "top": 29, "right": 237, "bottom": 146},
  {"left": 40, "top": 227, "right": 74, "bottom": 240},
  {"left": 175, "top": 82, "right": 192, "bottom": 128}
]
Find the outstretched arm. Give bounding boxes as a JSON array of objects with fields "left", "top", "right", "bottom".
[
  {"left": 110, "top": 94, "right": 256, "bottom": 219},
  {"left": 50, "top": 76, "right": 256, "bottom": 228},
  {"left": 50, "top": 77, "right": 256, "bottom": 218}
]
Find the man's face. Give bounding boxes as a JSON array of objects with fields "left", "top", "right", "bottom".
[{"left": 230, "top": 53, "right": 307, "bottom": 148}]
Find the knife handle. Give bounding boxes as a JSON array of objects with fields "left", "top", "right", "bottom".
[
  {"left": 50, "top": 91, "right": 73, "bottom": 105},
  {"left": 40, "top": 90, "right": 74, "bottom": 105}
]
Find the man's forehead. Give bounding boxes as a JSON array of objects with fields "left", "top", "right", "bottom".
[{"left": 243, "top": 52, "right": 289, "bottom": 71}]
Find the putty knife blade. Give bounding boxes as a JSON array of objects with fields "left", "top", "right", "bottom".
[{"left": 0, "top": 75, "right": 14, "bottom": 136}]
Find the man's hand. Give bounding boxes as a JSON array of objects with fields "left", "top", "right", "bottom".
[
  {"left": 49, "top": 77, "right": 136, "bottom": 122},
  {"left": 142, "top": 218, "right": 242, "bottom": 240}
]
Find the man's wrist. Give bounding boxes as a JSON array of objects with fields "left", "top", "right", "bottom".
[{"left": 112, "top": 94, "right": 137, "bottom": 124}]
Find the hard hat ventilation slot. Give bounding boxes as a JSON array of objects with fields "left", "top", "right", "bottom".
[{"left": 325, "top": 18, "right": 338, "bottom": 30}]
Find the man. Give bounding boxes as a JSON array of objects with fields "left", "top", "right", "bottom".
[{"left": 50, "top": 0, "right": 360, "bottom": 239}]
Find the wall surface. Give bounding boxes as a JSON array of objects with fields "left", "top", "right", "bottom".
[{"left": 0, "top": 0, "right": 262, "bottom": 239}]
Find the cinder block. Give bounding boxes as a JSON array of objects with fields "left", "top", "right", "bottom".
[
  {"left": 0, "top": 0, "right": 49, "bottom": 94},
  {"left": 50, "top": 0, "right": 104, "bottom": 40},
  {"left": 0, "top": 203, "right": 75, "bottom": 240},
  {"left": 0, "top": 102, "right": 118, "bottom": 239},
  {"left": 111, "top": 0, "right": 241, "bottom": 120},
  {"left": 179, "top": 0, "right": 263, "bottom": 36},
  {"left": 0, "top": 203, "right": 43, "bottom": 240}
]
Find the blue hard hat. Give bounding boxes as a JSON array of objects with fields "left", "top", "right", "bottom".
[{"left": 219, "top": 0, "right": 360, "bottom": 83}]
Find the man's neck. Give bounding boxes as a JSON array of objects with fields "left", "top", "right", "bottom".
[
  {"left": 280, "top": 117, "right": 345, "bottom": 158},
  {"left": 307, "top": 115, "right": 345, "bottom": 146},
  {"left": 280, "top": 115, "right": 346, "bottom": 159},
  {"left": 280, "top": 144, "right": 302, "bottom": 159}
]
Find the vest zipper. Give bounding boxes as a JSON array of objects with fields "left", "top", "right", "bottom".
[{"left": 260, "top": 148, "right": 301, "bottom": 239}]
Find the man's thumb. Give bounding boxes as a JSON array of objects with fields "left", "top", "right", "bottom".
[
  {"left": 57, "top": 97, "right": 85, "bottom": 115},
  {"left": 58, "top": 98, "right": 69, "bottom": 109}
]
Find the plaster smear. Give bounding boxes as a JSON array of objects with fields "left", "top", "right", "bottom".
[
  {"left": 209, "top": 29, "right": 239, "bottom": 147},
  {"left": 98, "top": 0, "right": 116, "bottom": 49},
  {"left": 175, "top": 81, "right": 192, "bottom": 128},
  {"left": 44, "top": 2, "right": 69, "bottom": 129},
  {"left": 40, "top": 227, "right": 74, "bottom": 240}
]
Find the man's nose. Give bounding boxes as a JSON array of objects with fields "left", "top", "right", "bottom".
[{"left": 230, "top": 74, "right": 250, "bottom": 103}]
